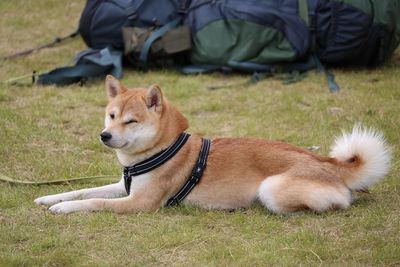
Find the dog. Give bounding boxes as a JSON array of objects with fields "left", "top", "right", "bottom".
[{"left": 35, "top": 75, "right": 391, "bottom": 214}]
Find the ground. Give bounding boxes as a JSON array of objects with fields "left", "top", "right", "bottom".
[{"left": 0, "top": 1, "right": 399, "bottom": 266}]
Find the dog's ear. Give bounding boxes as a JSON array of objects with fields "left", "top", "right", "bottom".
[
  {"left": 105, "top": 75, "right": 126, "bottom": 100},
  {"left": 146, "top": 84, "right": 163, "bottom": 113}
]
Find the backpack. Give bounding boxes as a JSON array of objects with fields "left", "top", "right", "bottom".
[
  {"left": 39, "top": 0, "right": 400, "bottom": 88},
  {"left": 186, "top": 0, "right": 400, "bottom": 70},
  {"left": 78, "top": 0, "right": 182, "bottom": 50}
]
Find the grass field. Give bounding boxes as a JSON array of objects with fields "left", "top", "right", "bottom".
[{"left": 1, "top": 1, "right": 400, "bottom": 266}]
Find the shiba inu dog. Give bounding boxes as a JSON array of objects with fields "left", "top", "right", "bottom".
[{"left": 35, "top": 75, "right": 391, "bottom": 214}]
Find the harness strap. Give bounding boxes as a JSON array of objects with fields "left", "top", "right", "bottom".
[
  {"left": 165, "top": 138, "right": 211, "bottom": 206},
  {"left": 123, "top": 132, "right": 190, "bottom": 195}
]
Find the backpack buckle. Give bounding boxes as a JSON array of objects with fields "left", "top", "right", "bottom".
[
  {"left": 178, "top": 0, "right": 191, "bottom": 14},
  {"left": 126, "top": 5, "right": 137, "bottom": 21}
]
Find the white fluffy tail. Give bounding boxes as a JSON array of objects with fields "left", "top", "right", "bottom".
[{"left": 330, "top": 126, "right": 391, "bottom": 191}]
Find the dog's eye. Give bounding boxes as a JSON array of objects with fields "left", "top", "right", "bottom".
[
  {"left": 110, "top": 113, "right": 115, "bottom": 119},
  {"left": 125, "top": 119, "right": 137, "bottom": 125}
]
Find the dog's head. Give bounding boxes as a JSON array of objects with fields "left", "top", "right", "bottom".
[{"left": 100, "top": 75, "right": 188, "bottom": 159}]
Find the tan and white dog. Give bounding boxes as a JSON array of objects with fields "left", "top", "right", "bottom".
[{"left": 35, "top": 75, "right": 391, "bottom": 214}]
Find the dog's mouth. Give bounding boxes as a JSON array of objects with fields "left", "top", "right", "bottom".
[{"left": 102, "top": 140, "right": 129, "bottom": 149}]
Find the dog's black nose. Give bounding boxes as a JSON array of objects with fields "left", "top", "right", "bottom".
[{"left": 100, "top": 132, "right": 112, "bottom": 142}]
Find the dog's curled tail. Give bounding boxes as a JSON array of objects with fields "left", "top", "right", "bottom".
[{"left": 330, "top": 126, "right": 391, "bottom": 191}]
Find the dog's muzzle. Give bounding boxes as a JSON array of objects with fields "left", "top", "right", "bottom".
[{"left": 100, "top": 131, "right": 112, "bottom": 142}]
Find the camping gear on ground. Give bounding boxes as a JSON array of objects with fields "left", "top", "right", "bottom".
[
  {"left": 37, "top": 48, "right": 122, "bottom": 86},
  {"left": 6, "top": 0, "right": 399, "bottom": 90}
]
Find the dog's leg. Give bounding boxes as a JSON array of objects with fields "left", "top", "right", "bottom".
[
  {"left": 258, "top": 174, "right": 351, "bottom": 214},
  {"left": 34, "top": 178, "right": 127, "bottom": 206},
  {"left": 48, "top": 197, "right": 142, "bottom": 214},
  {"left": 48, "top": 174, "right": 166, "bottom": 214},
  {"left": 48, "top": 191, "right": 162, "bottom": 214}
]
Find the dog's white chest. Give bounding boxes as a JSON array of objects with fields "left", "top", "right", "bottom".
[{"left": 129, "top": 173, "right": 152, "bottom": 194}]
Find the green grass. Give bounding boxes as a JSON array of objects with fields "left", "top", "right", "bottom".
[{"left": 1, "top": 1, "right": 400, "bottom": 266}]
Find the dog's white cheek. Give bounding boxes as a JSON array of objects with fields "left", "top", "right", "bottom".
[{"left": 125, "top": 124, "right": 157, "bottom": 150}]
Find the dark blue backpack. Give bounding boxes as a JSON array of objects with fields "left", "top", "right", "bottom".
[
  {"left": 39, "top": 0, "right": 400, "bottom": 90},
  {"left": 78, "top": 0, "right": 183, "bottom": 50}
]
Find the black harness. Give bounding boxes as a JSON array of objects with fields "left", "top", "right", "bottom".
[{"left": 123, "top": 133, "right": 211, "bottom": 206}]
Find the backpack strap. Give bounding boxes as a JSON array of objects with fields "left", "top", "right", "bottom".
[
  {"left": 298, "top": 0, "right": 309, "bottom": 26},
  {"left": 38, "top": 48, "right": 123, "bottom": 86},
  {"left": 312, "top": 56, "right": 340, "bottom": 93},
  {"left": 139, "top": 17, "right": 183, "bottom": 63},
  {"left": 37, "top": 64, "right": 111, "bottom": 86},
  {"left": 1, "top": 30, "right": 79, "bottom": 61},
  {"left": 180, "top": 64, "right": 224, "bottom": 74},
  {"left": 297, "top": 0, "right": 340, "bottom": 92}
]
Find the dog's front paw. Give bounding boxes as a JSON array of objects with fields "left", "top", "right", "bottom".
[
  {"left": 34, "top": 195, "right": 63, "bottom": 206},
  {"left": 49, "top": 200, "right": 94, "bottom": 214},
  {"left": 49, "top": 201, "right": 81, "bottom": 214}
]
